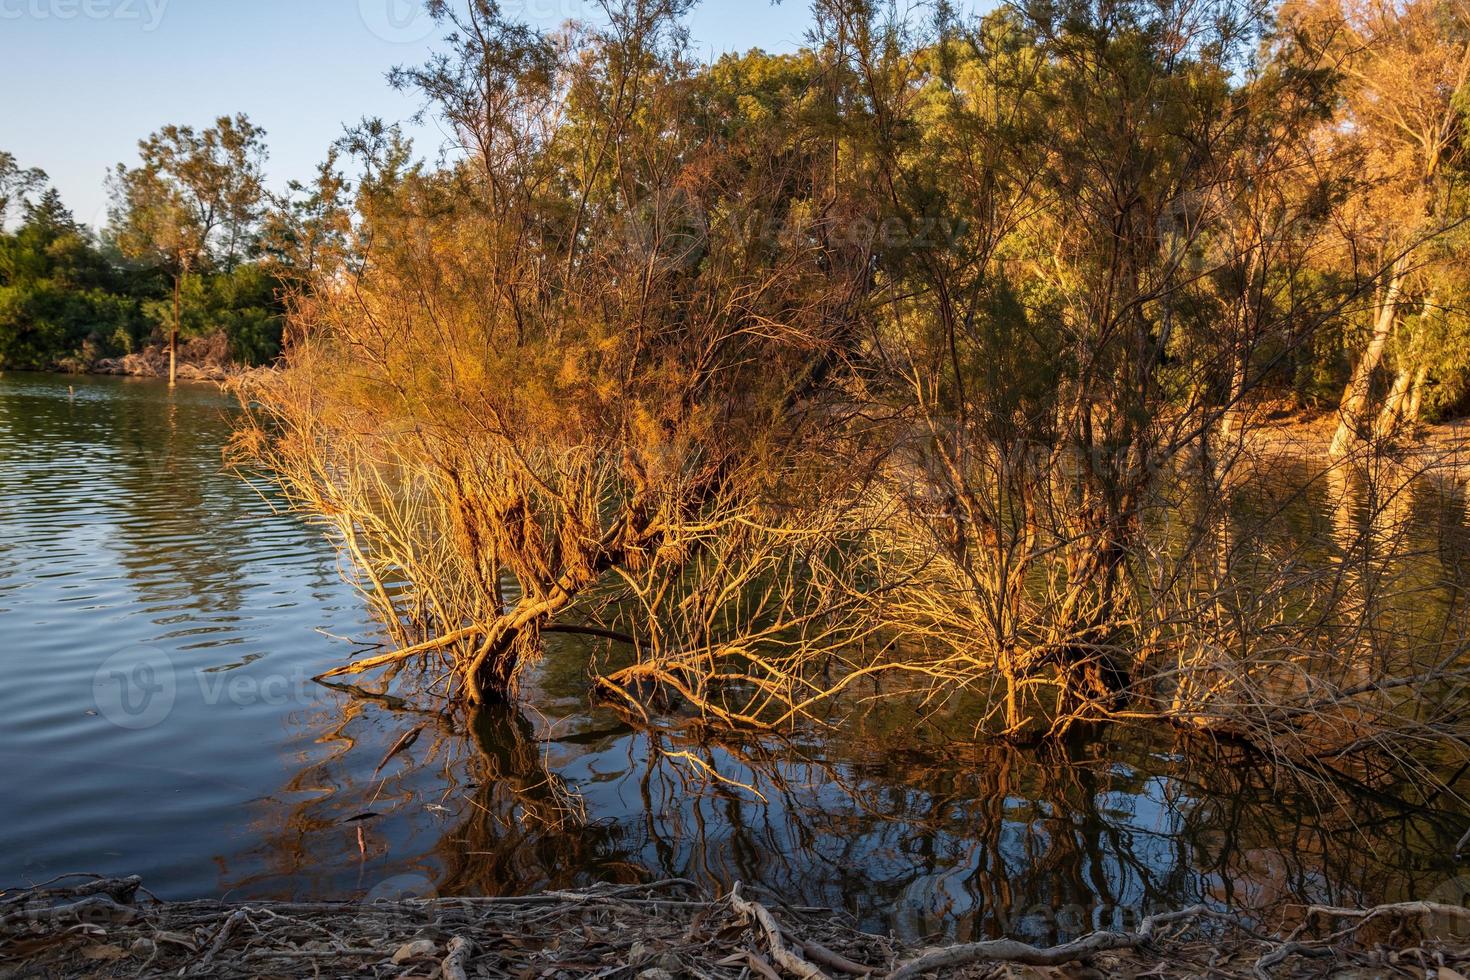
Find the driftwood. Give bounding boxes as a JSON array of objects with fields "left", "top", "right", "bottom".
[
  {"left": 886, "top": 906, "right": 1237, "bottom": 978},
  {"left": 440, "top": 934, "right": 473, "bottom": 980},
  {"left": 730, "top": 881, "right": 830, "bottom": 979},
  {"left": 6, "top": 874, "right": 1470, "bottom": 978}
]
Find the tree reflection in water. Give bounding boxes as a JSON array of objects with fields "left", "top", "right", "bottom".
[{"left": 222, "top": 678, "right": 1467, "bottom": 945}]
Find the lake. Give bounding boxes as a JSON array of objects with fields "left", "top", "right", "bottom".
[{"left": 2, "top": 370, "right": 1467, "bottom": 942}]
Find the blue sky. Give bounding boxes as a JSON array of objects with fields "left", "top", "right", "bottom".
[{"left": 0, "top": 0, "right": 900, "bottom": 229}]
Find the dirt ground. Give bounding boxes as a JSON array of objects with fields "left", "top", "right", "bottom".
[{"left": 6, "top": 875, "right": 1470, "bottom": 979}]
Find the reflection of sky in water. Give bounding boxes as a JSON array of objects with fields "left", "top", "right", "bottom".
[{"left": 1, "top": 371, "right": 1467, "bottom": 943}]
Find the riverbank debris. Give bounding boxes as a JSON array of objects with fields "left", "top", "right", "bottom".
[{"left": 5, "top": 873, "right": 1470, "bottom": 978}]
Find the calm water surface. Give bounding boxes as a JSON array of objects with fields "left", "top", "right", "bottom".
[{"left": 2, "top": 371, "right": 1468, "bottom": 941}]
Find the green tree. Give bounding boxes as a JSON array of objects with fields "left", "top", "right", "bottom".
[
  {"left": 108, "top": 113, "right": 268, "bottom": 384},
  {"left": 259, "top": 149, "right": 352, "bottom": 350},
  {"left": 0, "top": 186, "right": 145, "bottom": 369},
  {"left": 0, "top": 151, "right": 47, "bottom": 227}
]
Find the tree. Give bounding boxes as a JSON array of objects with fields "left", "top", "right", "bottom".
[
  {"left": 259, "top": 150, "right": 352, "bottom": 351},
  {"left": 0, "top": 186, "right": 144, "bottom": 369},
  {"left": 1282, "top": 0, "right": 1470, "bottom": 453},
  {"left": 231, "top": 0, "right": 1470, "bottom": 779},
  {"left": 235, "top": 0, "right": 876, "bottom": 709},
  {"left": 799, "top": 0, "right": 1336, "bottom": 734},
  {"left": 0, "top": 151, "right": 47, "bottom": 228},
  {"left": 108, "top": 114, "right": 268, "bottom": 384}
]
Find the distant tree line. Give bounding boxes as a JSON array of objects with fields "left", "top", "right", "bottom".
[{"left": 0, "top": 114, "right": 345, "bottom": 375}]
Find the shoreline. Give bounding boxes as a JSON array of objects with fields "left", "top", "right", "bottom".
[
  {"left": 5, "top": 875, "right": 1470, "bottom": 978},
  {"left": 47, "top": 334, "right": 253, "bottom": 384},
  {"left": 86, "top": 360, "right": 238, "bottom": 384},
  {"left": 1240, "top": 408, "right": 1470, "bottom": 482},
  {"left": 30, "top": 362, "right": 1470, "bottom": 471},
  {"left": 84, "top": 343, "right": 242, "bottom": 384}
]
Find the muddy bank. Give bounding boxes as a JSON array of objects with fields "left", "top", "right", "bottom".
[{"left": 5, "top": 875, "right": 1470, "bottom": 979}]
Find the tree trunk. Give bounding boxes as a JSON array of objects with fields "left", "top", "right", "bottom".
[
  {"left": 1404, "top": 364, "right": 1430, "bottom": 423},
  {"left": 1050, "top": 528, "right": 1133, "bottom": 726},
  {"left": 1219, "top": 350, "right": 1249, "bottom": 443},
  {"left": 1331, "top": 263, "right": 1403, "bottom": 458},
  {"left": 1370, "top": 294, "right": 1436, "bottom": 442},
  {"left": 1219, "top": 249, "right": 1260, "bottom": 443},
  {"left": 169, "top": 271, "right": 180, "bottom": 388},
  {"left": 1373, "top": 365, "right": 1415, "bottom": 441}
]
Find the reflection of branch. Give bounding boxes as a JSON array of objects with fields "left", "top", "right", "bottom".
[
  {"left": 543, "top": 623, "right": 640, "bottom": 647},
  {"left": 436, "top": 701, "right": 590, "bottom": 895},
  {"left": 313, "top": 678, "right": 439, "bottom": 716},
  {"left": 251, "top": 655, "right": 1470, "bottom": 944},
  {"left": 661, "top": 750, "right": 768, "bottom": 803}
]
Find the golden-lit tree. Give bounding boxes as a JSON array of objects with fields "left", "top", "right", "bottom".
[
  {"left": 235, "top": 0, "right": 877, "bottom": 710},
  {"left": 1281, "top": 0, "right": 1470, "bottom": 452},
  {"left": 232, "top": 0, "right": 1470, "bottom": 782}
]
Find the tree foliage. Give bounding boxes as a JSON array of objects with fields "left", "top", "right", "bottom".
[
  {"left": 0, "top": 122, "right": 306, "bottom": 370},
  {"left": 204, "top": 0, "right": 1470, "bottom": 777},
  {"left": 0, "top": 190, "right": 146, "bottom": 369}
]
